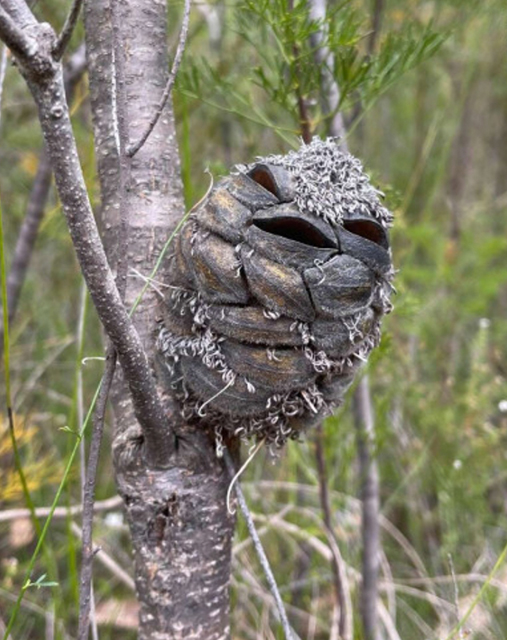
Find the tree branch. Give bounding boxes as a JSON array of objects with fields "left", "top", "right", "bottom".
[
  {"left": 127, "top": 0, "right": 190, "bottom": 158},
  {"left": 2, "top": 45, "right": 86, "bottom": 337},
  {"left": 0, "top": 46, "right": 8, "bottom": 130},
  {"left": 0, "top": 18, "right": 174, "bottom": 468},
  {"left": 53, "top": 0, "right": 84, "bottom": 61},
  {"left": 77, "top": 0, "right": 142, "bottom": 627},
  {"left": 78, "top": 346, "right": 117, "bottom": 640},
  {"left": 0, "top": 495, "right": 123, "bottom": 523},
  {"left": 0, "top": 6, "right": 37, "bottom": 63},
  {"left": 1, "top": 0, "right": 37, "bottom": 31},
  {"left": 314, "top": 422, "right": 351, "bottom": 639}
]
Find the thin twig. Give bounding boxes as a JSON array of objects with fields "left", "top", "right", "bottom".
[
  {"left": 0, "top": 45, "right": 8, "bottom": 131},
  {"left": 448, "top": 554, "right": 465, "bottom": 640},
  {"left": 223, "top": 449, "right": 296, "bottom": 640},
  {"left": 77, "top": 347, "right": 117, "bottom": 640},
  {"left": 314, "top": 421, "right": 351, "bottom": 639},
  {"left": 353, "top": 375, "right": 381, "bottom": 640},
  {"left": 0, "top": 495, "right": 123, "bottom": 523},
  {"left": 4, "top": 150, "right": 51, "bottom": 325},
  {"left": 367, "top": 0, "right": 384, "bottom": 57},
  {"left": 53, "top": 0, "right": 83, "bottom": 60},
  {"left": 127, "top": 0, "right": 191, "bottom": 158},
  {"left": 71, "top": 522, "right": 135, "bottom": 592},
  {"left": 74, "top": 283, "right": 99, "bottom": 640}
]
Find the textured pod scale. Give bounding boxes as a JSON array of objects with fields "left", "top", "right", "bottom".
[
  {"left": 222, "top": 173, "right": 280, "bottom": 211},
  {"left": 206, "top": 305, "right": 305, "bottom": 347},
  {"left": 183, "top": 227, "right": 249, "bottom": 305},
  {"left": 180, "top": 357, "right": 272, "bottom": 417},
  {"left": 158, "top": 138, "right": 394, "bottom": 450},
  {"left": 197, "top": 187, "right": 252, "bottom": 243},
  {"left": 220, "top": 339, "right": 316, "bottom": 392},
  {"left": 241, "top": 247, "right": 315, "bottom": 322},
  {"left": 304, "top": 254, "right": 375, "bottom": 319},
  {"left": 311, "top": 308, "right": 377, "bottom": 357},
  {"left": 337, "top": 221, "right": 391, "bottom": 276}
]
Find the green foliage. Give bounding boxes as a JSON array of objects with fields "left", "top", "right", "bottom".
[{"left": 178, "top": 0, "right": 447, "bottom": 143}]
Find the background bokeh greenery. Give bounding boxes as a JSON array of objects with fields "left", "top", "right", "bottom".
[{"left": 1, "top": 0, "right": 507, "bottom": 638}]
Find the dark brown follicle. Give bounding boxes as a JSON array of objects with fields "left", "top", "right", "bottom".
[{"left": 158, "top": 137, "right": 394, "bottom": 450}]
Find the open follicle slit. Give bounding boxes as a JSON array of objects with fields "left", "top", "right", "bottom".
[
  {"left": 252, "top": 217, "right": 337, "bottom": 249},
  {"left": 342, "top": 219, "right": 389, "bottom": 248}
]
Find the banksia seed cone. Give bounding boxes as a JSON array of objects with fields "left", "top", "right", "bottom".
[{"left": 158, "top": 138, "right": 394, "bottom": 451}]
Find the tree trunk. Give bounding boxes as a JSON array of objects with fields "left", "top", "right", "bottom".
[{"left": 83, "top": 1, "right": 235, "bottom": 637}]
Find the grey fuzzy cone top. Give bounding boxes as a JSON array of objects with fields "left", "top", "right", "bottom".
[{"left": 158, "top": 138, "right": 394, "bottom": 452}]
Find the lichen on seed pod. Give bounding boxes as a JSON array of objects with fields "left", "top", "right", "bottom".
[{"left": 157, "top": 137, "right": 394, "bottom": 453}]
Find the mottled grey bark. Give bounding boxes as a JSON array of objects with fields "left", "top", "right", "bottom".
[{"left": 83, "top": 0, "right": 235, "bottom": 637}]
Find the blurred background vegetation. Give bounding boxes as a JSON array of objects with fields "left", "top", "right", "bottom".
[{"left": 1, "top": 0, "right": 507, "bottom": 638}]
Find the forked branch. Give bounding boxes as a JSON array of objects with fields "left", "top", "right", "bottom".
[
  {"left": 0, "top": 5, "right": 174, "bottom": 468},
  {"left": 54, "top": 0, "right": 84, "bottom": 60}
]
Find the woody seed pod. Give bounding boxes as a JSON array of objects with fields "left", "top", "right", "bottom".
[{"left": 158, "top": 138, "right": 394, "bottom": 451}]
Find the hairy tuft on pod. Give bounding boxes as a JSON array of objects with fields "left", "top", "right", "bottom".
[{"left": 159, "top": 137, "right": 394, "bottom": 449}]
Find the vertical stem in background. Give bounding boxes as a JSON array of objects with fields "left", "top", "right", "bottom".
[
  {"left": 288, "top": 0, "right": 312, "bottom": 144},
  {"left": 0, "top": 45, "right": 7, "bottom": 129},
  {"left": 354, "top": 375, "right": 381, "bottom": 640},
  {"left": 305, "top": 1, "right": 383, "bottom": 637},
  {"left": 302, "top": 1, "right": 355, "bottom": 635},
  {"left": 74, "top": 285, "right": 99, "bottom": 640},
  {"left": 307, "top": 0, "right": 347, "bottom": 144},
  {"left": 368, "top": 0, "right": 385, "bottom": 57},
  {"left": 314, "top": 423, "right": 350, "bottom": 638}
]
